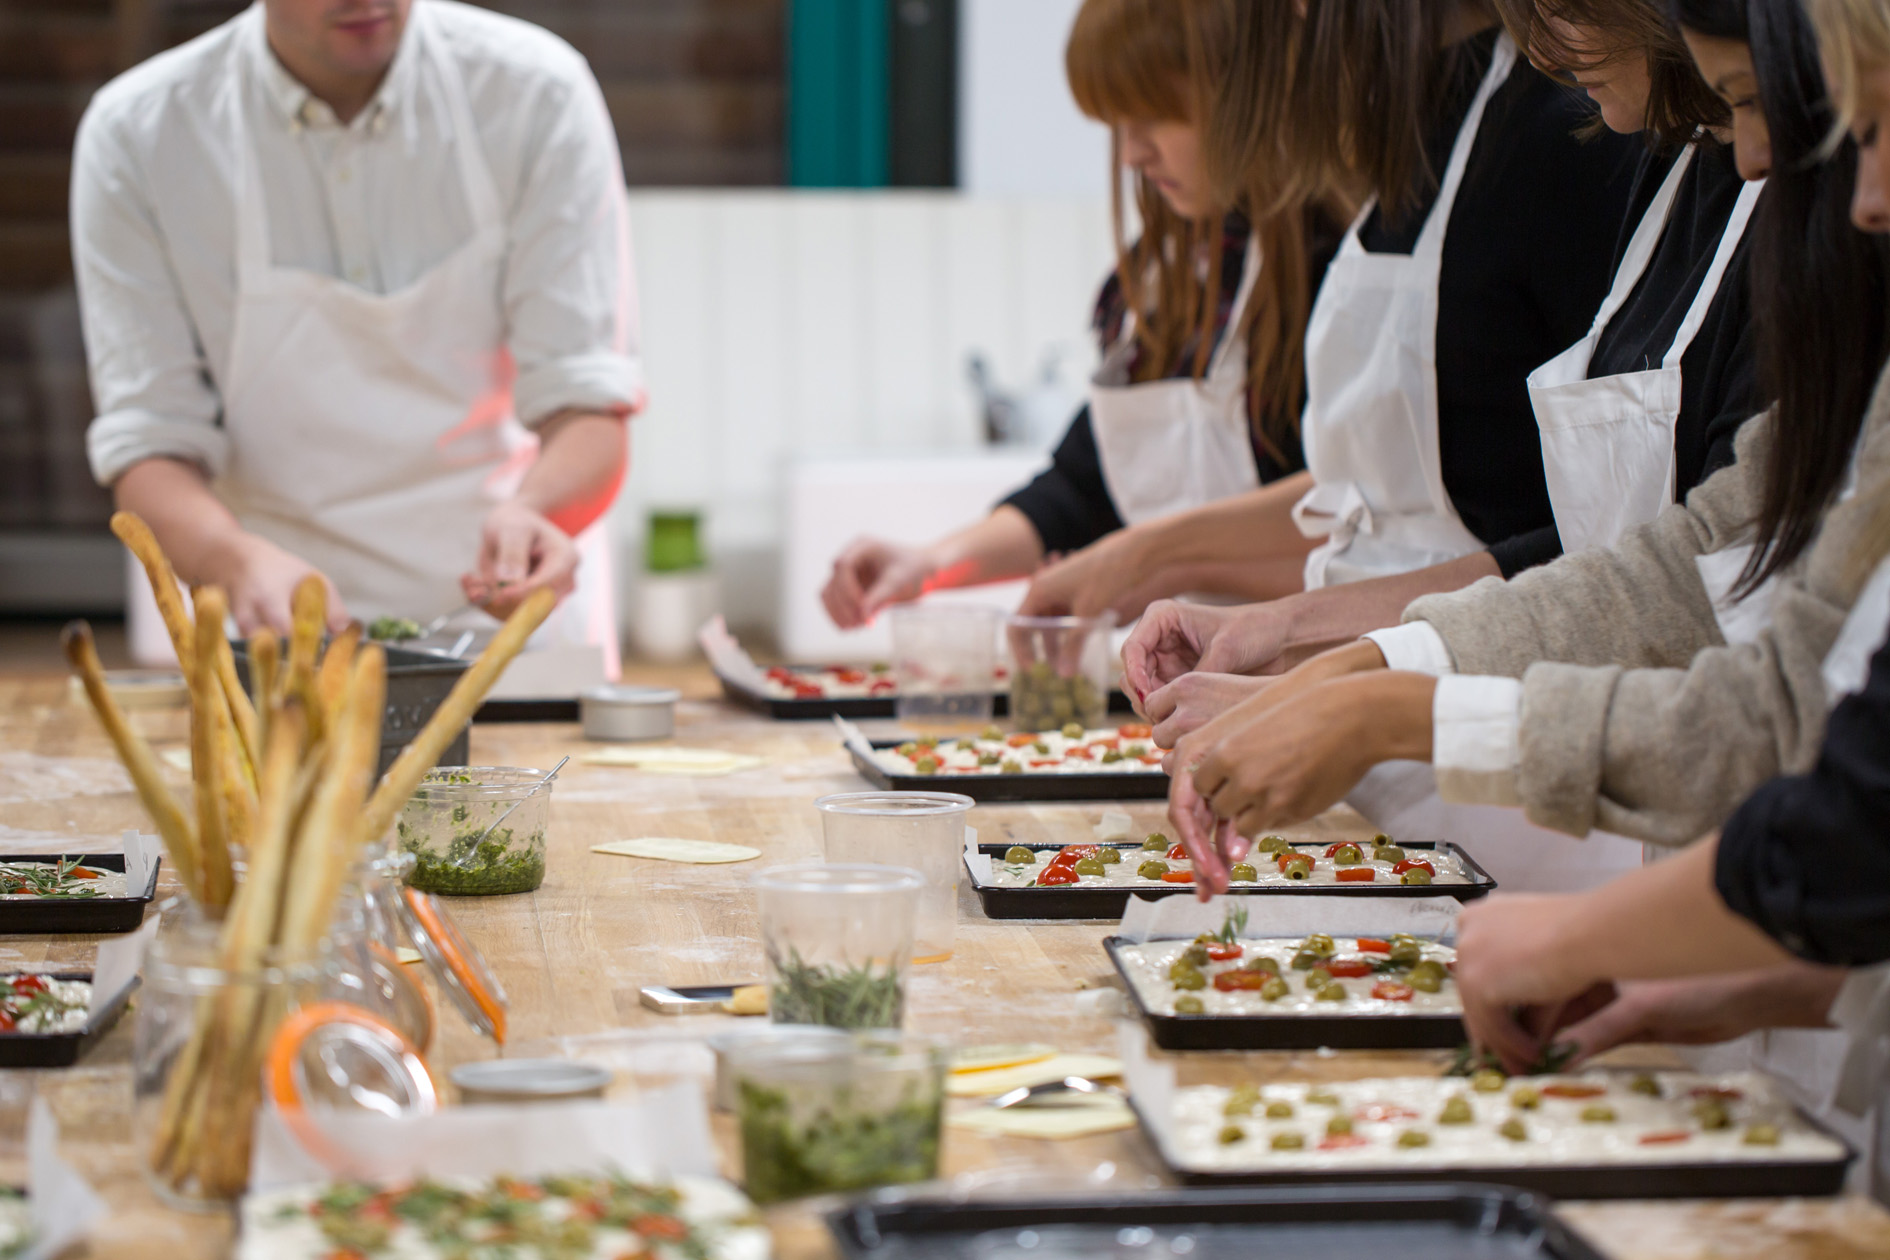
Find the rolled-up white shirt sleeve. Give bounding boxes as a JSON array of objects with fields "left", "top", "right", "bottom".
[
  {"left": 72, "top": 105, "right": 229, "bottom": 485},
  {"left": 1432, "top": 674, "right": 1524, "bottom": 807},
  {"left": 1363, "top": 622, "right": 1457, "bottom": 676},
  {"left": 503, "top": 61, "right": 642, "bottom": 427}
]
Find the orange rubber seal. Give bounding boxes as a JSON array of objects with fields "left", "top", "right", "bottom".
[
  {"left": 265, "top": 1001, "right": 436, "bottom": 1173},
  {"left": 403, "top": 889, "right": 507, "bottom": 1044}
]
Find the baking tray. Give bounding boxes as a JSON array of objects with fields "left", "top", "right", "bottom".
[
  {"left": 719, "top": 670, "right": 1138, "bottom": 721},
  {"left": 1130, "top": 1099, "right": 1854, "bottom": 1200},
  {"left": 0, "top": 854, "right": 160, "bottom": 935},
  {"left": 828, "top": 1183, "right": 1607, "bottom": 1259},
  {"left": 0, "top": 971, "right": 138, "bottom": 1068},
  {"left": 969, "top": 841, "right": 1496, "bottom": 920},
  {"left": 1104, "top": 935, "right": 1464, "bottom": 1051},
  {"left": 474, "top": 698, "right": 579, "bottom": 724},
  {"left": 234, "top": 643, "right": 470, "bottom": 776},
  {"left": 851, "top": 741, "right": 1169, "bottom": 802}
]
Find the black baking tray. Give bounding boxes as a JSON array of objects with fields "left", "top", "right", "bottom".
[
  {"left": 719, "top": 669, "right": 1138, "bottom": 721},
  {"left": 0, "top": 971, "right": 138, "bottom": 1068},
  {"left": 1104, "top": 935, "right": 1464, "bottom": 1051},
  {"left": 850, "top": 741, "right": 1169, "bottom": 802},
  {"left": 234, "top": 643, "right": 469, "bottom": 776},
  {"left": 969, "top": 841, "right": 1496, "bottom": 920},
  {"left": 1130, "top": 1099, "right": 1854, "bottom": 1200},
  {"left": 473, "top": 698, "right": 579, "bottom": 724},
  {"left": 0, "top": 854, "right": 161, "bottom": 935},
  {"left": 828, "top": 1183, "right": 1607, "bottom": 1259}
]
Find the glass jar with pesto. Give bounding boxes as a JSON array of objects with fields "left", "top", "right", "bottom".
[{"left": 395, "top": 767, "right": 551, "bottom": 896}]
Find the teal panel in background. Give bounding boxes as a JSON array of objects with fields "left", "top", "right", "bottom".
[{"left": 787, "top": 0, "right": 890, "bottom": 187}]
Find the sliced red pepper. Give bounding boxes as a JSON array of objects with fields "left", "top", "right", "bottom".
[
  {"left": 1319, "top": 1133, "right": 1372, "bottom": 1150},
  {"left": 1391, "top": 858, "right": 1435, "bottom": 877},
  {"left": 1213, "top": 969, "right": 1273, "bottom": 991},
  {"left": 1639, "top": 1130, "right": 1693, "bottom": 1145},
  {"left": 1035, "top": 868, "right": 1079, "bottom": 886},
  {"left": 632, "top": 1214, "right": 690, "bottom": 1241},
  {"left": 1089, "top": 737, "right": 1120, "bottom": 750},
  {"left": 1167, "top": 843, "right": 1188, "bottom": 861},
  {"left": 868, "top": 679, "right": 897, "bottom": 694},
  {"left": 1203, "top": 943, "right": 1243, "bottom": 961},
  {"left": 67, "top": 867, "right": 101, "bottom": 880},
  {"left": 1371, "top": 980, "right": 1415, "bottom": 1002},
  {"left": 1159, "top": 870, "right": 1196, "bottom": 883},
  {"left": 1323, "top": 842, "right": 1358, "bottom": 857},
  {"left": 1029, "top": 759, "right": 1062, "bottom": 769},
  {"left": 1323, "top": 959, "right": 1374, "bottom": 978},
  {"left": 1540, "top": 1084, "right": 1607, "bottom": 1099},
  {"left": 1336, "top": 868, "right": 1376, "bottom": 883},
  {"left": 790, "top": 684, "right": 823, "bottom": 699},
  {"left": 1118, "top": 723, "right": 1153, "bottom": 739},
  {"left": 832, "top": 668, "right": 866, "bottom": 684},
  {"left": 765, "top": 667, "right": 797, "bottom": 683},
  {"left": 1006, "top": 733, "right": 1040, "bottom": 747},
  {"left": 1064, "top": 746, "right": 1094, "bottom": 760},
  {"left": 1276, "top": 853, "right": 1313, "bottom": 872},
  {"left": 1055, "top": 845, "right": 1099, "bottom": 860},
  {"left": 10, "top": 976, "right": 46, "bottom": 996},
  {"left": 1357, "top": 938, "right": 1391, "bottom": 954}
]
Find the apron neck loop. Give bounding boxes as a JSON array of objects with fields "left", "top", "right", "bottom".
[
  {"left": 1411, "top": 32, "right": 1517, "bottom": 260},
  {"left": 1660, "top": 175, "right": 1765, "bottom": 370}
]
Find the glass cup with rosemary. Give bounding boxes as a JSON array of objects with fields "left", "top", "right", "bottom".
[{"left": 752, "top": 864, "right": 922, "bottom": 1031}]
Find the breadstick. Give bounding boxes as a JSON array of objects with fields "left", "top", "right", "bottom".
[
  {"left": 190, "top": 591, "right": 235, "bottom": 909},
  {"left": 358, "top": 587, "right": 553, "bottom": 847},
  {"left": 248, "top": 629, "right": 279, "bottom": 769},
  {"left": 110, "top": 511, "right": 193, "bottom": 670},
  {"left": 316, "top": 624, "right": 360, "bottom": 722},
  {"left": 281, "top": 647, "right": 385, "bottom": 950},
  {"left": 215, "top": 636, "right": 260, "bottom": 785},
  {"left": 63, "top": 621, "right": 204, "bottom": 901}
]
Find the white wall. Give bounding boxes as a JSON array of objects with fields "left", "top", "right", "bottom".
[
  {"left": 614, "top": 190, "right": 1114, "bottom": 639},
  {"left": 958, "top": 0, "right": 1111, "bottom": 197}
]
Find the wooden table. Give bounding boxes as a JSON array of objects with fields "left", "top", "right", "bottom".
[{"left": 0, "top": 667, "right": 1886, "bottom": 1259}]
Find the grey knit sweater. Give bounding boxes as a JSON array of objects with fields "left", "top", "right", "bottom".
[{"left": 1405, "top": 362, "right": 1890, "bottom": 845}]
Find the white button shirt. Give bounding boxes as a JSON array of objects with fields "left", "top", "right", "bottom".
[{"left": 72, "top": 0, "right": 641, "bottom": 486}]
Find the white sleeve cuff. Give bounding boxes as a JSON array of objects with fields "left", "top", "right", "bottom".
[
  {"left": 1363, "top": 622, "right": 1457, "bottom": 675},
  {"left": 1432, "top": 674, "right": 1523, "bottom": 807}
]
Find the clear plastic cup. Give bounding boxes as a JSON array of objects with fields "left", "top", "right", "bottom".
[
  {"left": 1006, "top": 613, "right": 1116, "bottom": 733},
  {"left": 395, "top": 766, "right": 550, "bottom": 896},
  {"left": 751, "top": 864, "right": 922, "bottom": 1030},
  {"left": 889, "top": 604, "right": 1001, "bottom": 736},
  {"left": 728, "top": 1029, "right": 948, "bottom": 1204},
  {"left": 816, "top": 792, "right": 973, "bottom": 964}
]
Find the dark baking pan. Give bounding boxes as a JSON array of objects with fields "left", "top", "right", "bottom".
[
  {"left": 234, "top": 643, "right": 469, "bottom": 776},
  {"left": 0, "top": 971, "right": 138, "bottom": 1068},
  {"left": 829, "top": 1182, "right": 1608, "bottom": 1259},
  {"left": 1131, "top": 1099, "right": 1854, "bottom": 1200},
  {"left": 720, "top": 669, "right": 1138, "bottom": 720},
  {"left": 0, "top": 854, "right": 160, "bottom": 935},
  {"left": 474, "top": 698, "right": 579, "bottom": 723},
  {"left": 1104, "top": 935, "right": 1465, "bottom": 1051},
  {"left": 850, "top": 741, "right": 1169, "bottom": 802},
  {"left": 968, "top": 841, "right": 1496, "bottom": 920}
]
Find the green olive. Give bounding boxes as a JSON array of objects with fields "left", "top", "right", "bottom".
[
  {"left": 896, "top": 742, "right": 919, "bottom": 757},
  {"left": 1290, "top": 950, "right": 1321, "bottom": 972},
  {"left": 1407, "top": 960, "right": 1447, "bottom": 993},
  {"left": 914, "top": 757, "right": 940, "bottom": 775},
  {"left": 1243, "top": 956, "right": 1281, "bottom": 975},
  {"left": 981, "top": 725, "right": 1004, "bottom": 741},
  {"left": 1182, "top": 944, "right": 1211, "bottom": 967},
  {"left": 1170, "top": 964, "right": 1206, "bottom": 991},
  {"left": 1373, "top": 844, "right": 1406, "bottom": 863},
  {"left": 1580, "top": 1105, "right": 1617, "bottom": 1124},
  {"left": 1220, "top": 1092, "right": 1254, "bottom": 1117},
  {"left": 1306, "top": 1089, "right": 1340, "bottom": 1107},
  {"left": 1217, "top": 1124, "right": 1244, "bottom": 1146},
  {"left": 1072, "top": 857, "right": 1106, "bottom": 877},
  {"left": 1282, "top": 857, "right": 1312, "bottom": 880},
  {"left": 1743, "top": 1123, "right": 1780, "bottom": 1146},
  {"left": 955, "top": 739, "right": 977, "bottom": 752},
  {"left": 1097, "top": 847, "right": 1122, "bottom": 865},
  {"left": 1101, "top": 748, "right": 1124, "bottom": 763},
  {"left": 1032, "top": 741, "right": 1050, "bottom": 755},
  {"left": 1060, "top": 721, "right": 1085, "bottom": 740},
  {"left": 1138, "top": 859, "right": 1170, "bottom": 879},
  {"left": 1142, "top": 834, "right": 1170, "bottom": 852},
  {"left": 1168, "top": 957, "right": 1202, "bottom": 983},
  {"left": 1510, "top": 1086, "right": 1541, "bottom": 1111},
  {"left": 1401, "top": 867, "right": 1433, "bottom": 886},
  {"left": 1498, "top": 1117, "right": 1528, "bottom": 1143},
  {"left": 1269, "top": 1132, "right": 1305, "bottom": 1151},
  {"left": 1438, "top": 1096, "right": 1474, "bottom": 1125},
  {"left": 1471, "top": 1070, "right": 1507, "bottom": 1094},
  {"left": 1629, "top": 1074, "right": 1662, "bottom": 1097},
  {"left": 1003, "top": 846, "right": 1036, "bottom": 864},
  {"left": 1370, "top": 833, "right": 1393, "bottom": 847},
  {"left": 1174, "top": 994, "right": 1205, "bottom": 1015},
  {"left": 1260, "top": 976, "right": 1289, "bottom": 1002},
  {"left": 1326, "top": 1114, "right": 1354, "bottom": 1137},
  {"left": 978, "top": 752, "right": 1001, "bottom": 766},
  {"left": 1265, "top": 1100, "right": 1295, "bottom": 1119},
  {"left": 1397, "top": 1130, "right": 1431, "bottom": 1148},
  {"left": 1331, "top": 843, "right": 1363, "bottom": 866},
  {"left": 1123, "top": 743, "right": 1150, "bottom": 757},
  {"left": 1258, "top": 835, "right": 1291, "bottom": 854},
  {"left": 1228, "top": 862, "right": 1258, "bottom": 882},
  {"left": 999, "top": 759, "right": 1023, "bottom": 774},
  {"left": 1303, "top": 934, "right": 1336, "bottom": 957},
  {"left": 1305, "top": 967, "right": 1333, "bottom": 988},
  {"left": 1314, "top": 983, "right": 1347, "bottom": 1002},
  {"left": 1388, "top": 940, "right": 1423, "bottom": 968},
  {"left": 1693, "top": 1099, "right": 1731, "bottom": 1130}
]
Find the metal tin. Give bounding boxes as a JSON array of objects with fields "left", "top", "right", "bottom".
[
  {"left": 449, "top": 1058, "right": 612, "bottom": 1104},
  {"left": 581, "top": 686, "right": 679, "bottom": 741}
]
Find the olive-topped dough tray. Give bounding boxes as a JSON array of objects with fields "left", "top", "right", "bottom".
[
  {"left": 722, "top": 670, "right": 1138, "bottom": 720},
  {"left": 1104, "top": 935, "right": 1465, "bottom": 1051},
  {"left": 0, "top": 971, "right": 138, "bottom": 1069},
  {"left": 828, "top": 1183, "right": 1610, "bottom": 1260},
  {"left": 851, "top": 741, "right": 1170, "bottom": 802},
  {"left": 0, "top": 853, "right": 161, "bottom": 935},
  {"left": 968, "top": 841, "right": 1496, "bottom": 920}
]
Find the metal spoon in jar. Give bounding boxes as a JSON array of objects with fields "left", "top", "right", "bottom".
[
  {"left": 990, "top": 1075, "right": 1124, "bottom": 1110},
  {"left": 448, "top": 756, "right": 570, "bottom": 869}
]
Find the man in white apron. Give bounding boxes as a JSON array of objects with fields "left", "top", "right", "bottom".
[{"left": 72, "top": 0, "right": 636, "bottom": 675}]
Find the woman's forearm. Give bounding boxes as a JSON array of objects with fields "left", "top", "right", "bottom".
[
  {"left": 519, "top": 410, "right": 630, "bottom": 535},
  {"left": 922, "top": 506, "right": 1047, "bottom": 590},
  {"left": 114, "top": 457, "right": 249, "bottom": 586},
  {"left": 1123, "top": 472, "right": 1316, "bottom": 579},
  {"left": 1267, "top": 550, "right": 1501, "bottom": 661}
]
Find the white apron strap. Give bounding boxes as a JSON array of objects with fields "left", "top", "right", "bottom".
[
  {"left": 1587, "top": 145, "right": 1697, "bottom": 341},
  {"left": 1412, "top": 32, "right": 1519, "bottom": 260},
  {"left": 1202, "top": 234, "right": 1263, "bottom": 383},
  {"left": 1660, "top": 175, "right": 1764, "bottom": 370}
]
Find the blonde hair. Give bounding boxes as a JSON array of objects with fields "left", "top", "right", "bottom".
[{"left": 1804, "top": 0, "right": 1890, "bottom": 132}]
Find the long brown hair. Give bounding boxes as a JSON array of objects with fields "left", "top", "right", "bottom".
[
  {"left": 1492, "top": 0, "right": 1729, "bottom": 145},
  {"left": 1066, "top": 0, "right": 1331, "bottom": 464}
]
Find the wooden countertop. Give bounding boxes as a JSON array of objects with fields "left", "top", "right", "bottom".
[{"left": 0, "top": 667, "right": 1885, "bottom": 1259}]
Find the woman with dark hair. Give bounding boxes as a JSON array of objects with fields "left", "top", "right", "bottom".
[{"left": 1162, "top": 0, "right": 1890, "bottom": 886}]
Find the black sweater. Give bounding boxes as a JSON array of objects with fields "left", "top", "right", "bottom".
[
  {"left": 1717, "top": 611, "right": 1890, "bottom": 966},
  {"left": 1356, "top": 30, "right": 1640, "bottom": 578}
]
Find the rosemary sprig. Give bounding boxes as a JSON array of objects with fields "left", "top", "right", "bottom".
[
  {"left": 766, "top": 946, "right": 904, "bottom": 1030},
  {"left": 0, "top": 857, "right": 106, "bottom": 900},
  {"left": 1444, "top": 1039, "right": 1579, "bottom": 1078},
  {"left": 1215, "top": 903, "right": 1250, "bottom": 945}
]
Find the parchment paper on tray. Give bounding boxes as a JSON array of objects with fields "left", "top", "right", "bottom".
[{"left": 1117, "top": 892, "right": 1462, "bottom": 944}]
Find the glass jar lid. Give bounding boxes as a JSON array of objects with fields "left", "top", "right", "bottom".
[
  {"left": 398, "top": 888, "right": 509, "bottom": 1042},
  {"left": 265, "top": 1000, "right": 437, "bottom": 1171}
]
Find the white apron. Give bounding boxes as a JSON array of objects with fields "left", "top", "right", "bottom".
[
  {"left": 1529, "top": 150, "right": 1764, "bottom": 554},
  {"left": 1290, "top": 34, "right": 1517, "bottom": 590},
  {"left": 1091, "top": 238, "right": 1263, "bottom": 525},
  {"left": 215, "top": 5, "right": 616, "bottom": 672}
]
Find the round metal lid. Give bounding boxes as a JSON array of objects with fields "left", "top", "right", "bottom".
[
  {"left": 449, "top": 1058, "right": 611, "bottom": 1101},
  {"left": 397, "top": 887, "right": 509, "bottom": 1043}
]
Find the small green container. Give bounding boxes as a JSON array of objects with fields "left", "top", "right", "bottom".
[{"left": 646, "top": 510, "right": 705, "bottom": 573}]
